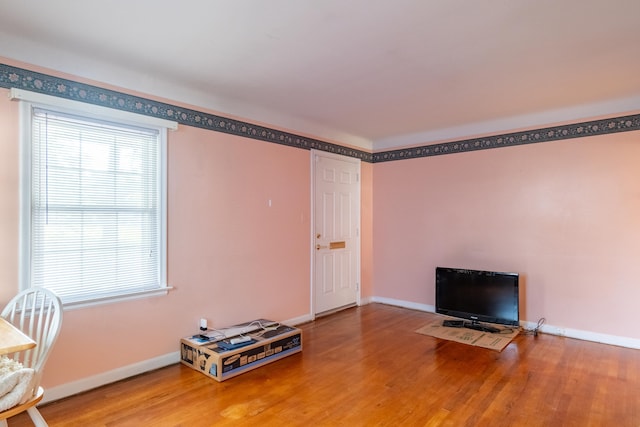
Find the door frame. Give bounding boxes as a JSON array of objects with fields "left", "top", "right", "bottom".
[{"left": 310, "top": 149, "right": 361, "bottom": 317}]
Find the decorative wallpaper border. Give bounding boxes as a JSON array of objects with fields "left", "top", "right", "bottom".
[
  {"left": 2, "top": 63, "right": 639, "bottom": 164},
  {"left": 0, "top": 63, "right": 372, "bottom": 162},
  {"left": 372, "top": 113, "right": 640, "bottom": 163}
]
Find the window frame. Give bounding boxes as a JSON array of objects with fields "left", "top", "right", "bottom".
[{"left": 14, "top": 89, "right": 176, "bottom": 309}]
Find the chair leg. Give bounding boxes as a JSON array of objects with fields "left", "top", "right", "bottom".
[{"left": 26, "top": 407, "right": 48, "bottom": 427}]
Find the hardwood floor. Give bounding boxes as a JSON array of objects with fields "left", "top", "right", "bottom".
[{"left": 8, "top": 304, "right": 640, "bottom": 426}]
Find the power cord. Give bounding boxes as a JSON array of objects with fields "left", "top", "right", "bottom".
[
  {"left": 201, "top": 320, "right": 281, "bottom": 341},
  {"left": 521, "top": 317, "right": 545, "bottom": 336},
  {"left": 244, "top": 320, "right": 281, "bottom": 337}
]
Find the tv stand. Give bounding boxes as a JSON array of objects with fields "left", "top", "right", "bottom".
[{"left": 464, "top": 321, "right": 500, "bottom": 334}]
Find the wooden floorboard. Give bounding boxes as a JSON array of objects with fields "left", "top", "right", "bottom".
[{"left": 7, "top": 303, "right": 640, "bottom": 426}]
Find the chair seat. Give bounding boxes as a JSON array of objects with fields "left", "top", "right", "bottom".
[
  {"left": 1, "top": 287, "right": 62, "bottom": 426},
  {"left": 0, "top": 387, "right": 44, "bottom": 420}
]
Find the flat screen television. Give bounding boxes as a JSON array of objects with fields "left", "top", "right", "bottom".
[{"left": 435, "top": 267, "right": 519, "bottom": 331}]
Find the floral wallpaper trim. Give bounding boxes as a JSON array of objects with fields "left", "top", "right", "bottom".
[
  {"left": 0, "top": 63, "right": 372, "bottom": 162},
  {"left": 2, "top": 63, "right": 638, "bottom": 164},
  {"left": 372, "top": 113, "right": 640, "bottom": 163}
]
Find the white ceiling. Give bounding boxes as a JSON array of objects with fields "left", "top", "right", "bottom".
[{"left": 1, "top": 0, "right": 639, "bottom": 151}]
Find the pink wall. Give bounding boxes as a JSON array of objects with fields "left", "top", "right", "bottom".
[
  {"left": 0, "top": 91, "right": 20, "bottom": 306},
  {"left": 360, "top": 162, "right": 374, "bottom": 298},
  {"left": 373, "top": 131, "right": 640, "bottom": 339},
  {"left": 0, "top": 72, "right": 375, "bottom": 389}
]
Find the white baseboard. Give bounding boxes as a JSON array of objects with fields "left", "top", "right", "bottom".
[
  {"left": 359, "top": 296, "right": 373, "bottom": 305},
  {"left": 44, "top": 300, "right": 640, "bottom": 403},
  {"left": 370, "top": 296, "right": 435, "bottom": 313},
  {"left": 43, "top": 351, "right": 180, "bottom": 404},
  {"left": 43, "top": 312, "right": 316, "bottom": 403},
  {"left": 371, "top": 296, "right": 640, "bottom": 350},
  {"left": 283, "top": 313, "right": 314, "bottom": 326},
  {"left": 522, "top": 320, "right": 640, "bottom": 349}
]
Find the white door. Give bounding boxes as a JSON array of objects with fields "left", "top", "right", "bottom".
[{"left": 312, "top": 150, "right": 360, "bottom": 314}]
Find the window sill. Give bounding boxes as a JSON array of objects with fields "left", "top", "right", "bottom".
[{"left": 61, "top": 286, "right": 174, "bottom": 311}]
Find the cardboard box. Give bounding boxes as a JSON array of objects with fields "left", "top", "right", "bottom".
[{"left": 180, "top": 319, "right": 302, "bottom": 382}]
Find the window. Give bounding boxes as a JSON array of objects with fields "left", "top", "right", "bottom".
[{"left": 15, "top": 89, "right": 176, "bottom": 307}]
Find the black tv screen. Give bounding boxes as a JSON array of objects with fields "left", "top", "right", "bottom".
[{"left": 435, "top": 267, "right": 519, "bottom": 327}]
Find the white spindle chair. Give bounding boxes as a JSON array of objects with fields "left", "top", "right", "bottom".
[{"left": 0, "top": 288, "right": 62, "bottom": 427}]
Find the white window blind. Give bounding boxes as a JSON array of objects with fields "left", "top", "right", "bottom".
[{"left": 27, "top": 106, "right": 168, "bottom": 306}]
